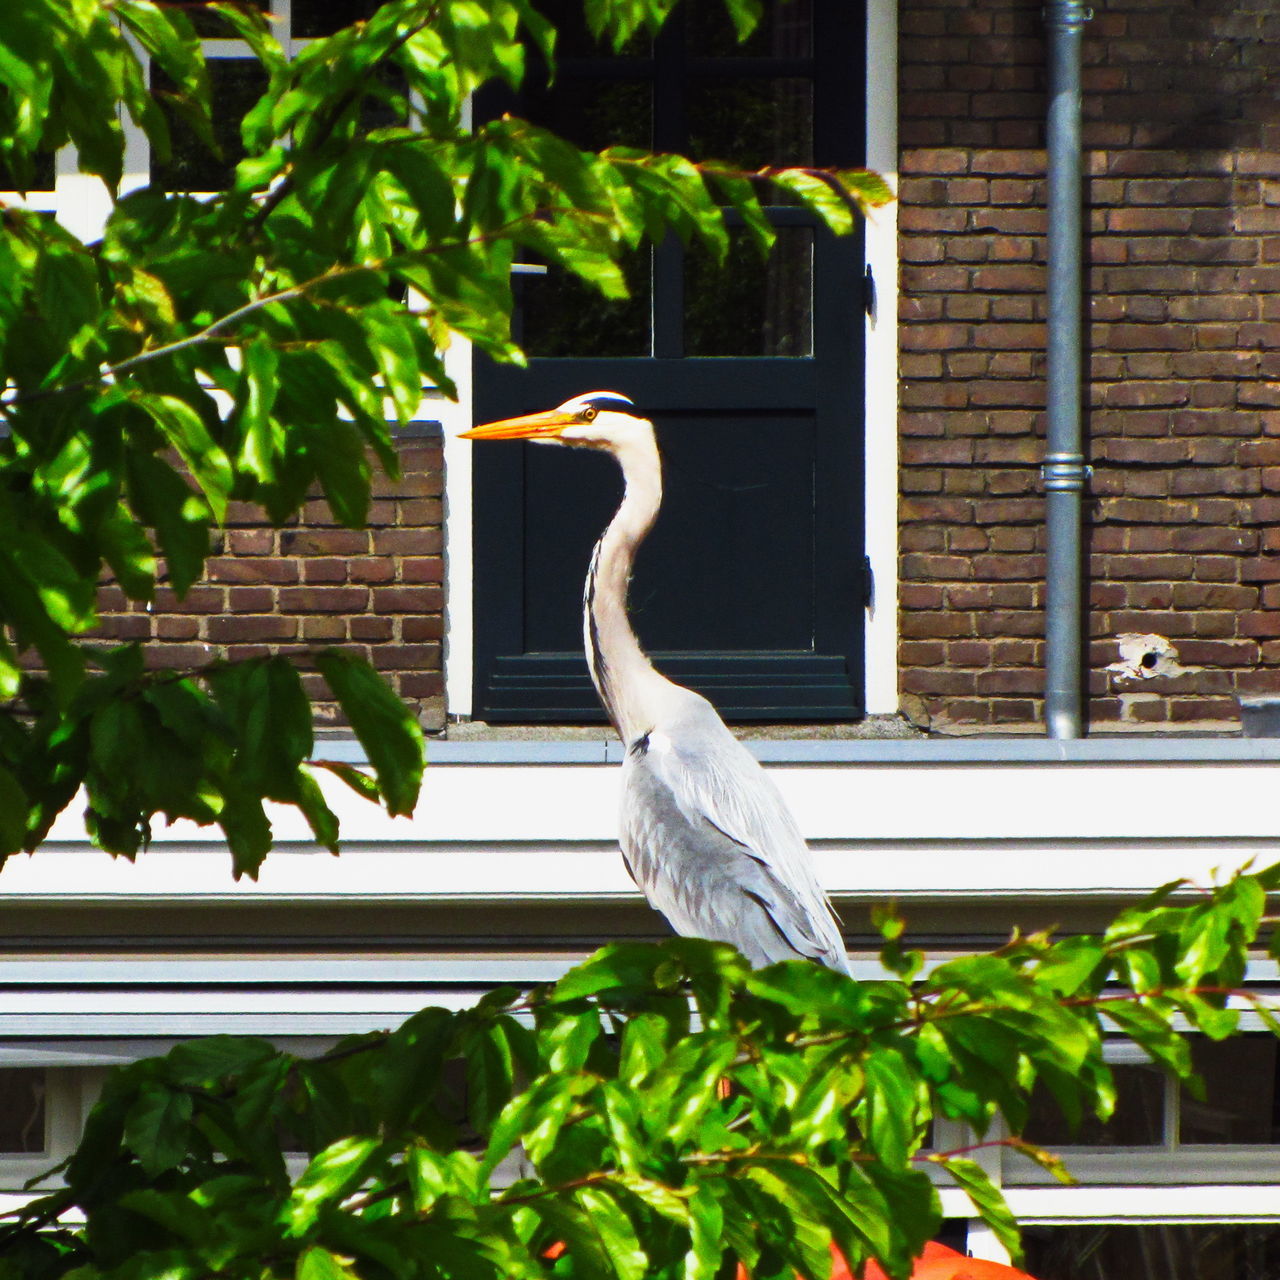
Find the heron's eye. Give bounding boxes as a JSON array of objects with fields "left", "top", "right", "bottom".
[{"left": 581, "top": 407, "right": 598, "bottom": 422}]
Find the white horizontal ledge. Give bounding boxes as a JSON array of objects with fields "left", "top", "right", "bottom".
[
  {"left": 3, "top": 754, "right": 1278, "bottom": 903},
  {"left": 1003, "top": 1184, "right": 1280, "bottom": 1222},
  {"left": 414, "top": 737, "right": 1280, "bottom": 766},
  {"left": 0, "top": 844, "right": 1267, "bottom": 905},
  {"left": 30, "top": 758, "right": 1280, "bottom": 846}
]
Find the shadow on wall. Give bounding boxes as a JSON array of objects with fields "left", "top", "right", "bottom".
[{"left": 1091, "top": 0, "right": 1280, "bottom": 153}]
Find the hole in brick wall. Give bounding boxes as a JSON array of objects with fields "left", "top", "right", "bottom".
[{"left": 1105, "top": 633, "right": 1194, "bottom": 683}]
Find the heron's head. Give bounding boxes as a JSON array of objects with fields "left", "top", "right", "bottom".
[{"left": 459, "top": 391, "right": 651, "bottom": 453}]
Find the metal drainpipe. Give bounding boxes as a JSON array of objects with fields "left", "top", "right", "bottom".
[{"left": 1041, "top": 0, "right": 1091, "bottom": 738}]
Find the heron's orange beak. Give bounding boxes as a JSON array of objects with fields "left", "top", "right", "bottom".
[{"left": 458, "top": 409, "right": 575, "bottom": 441}]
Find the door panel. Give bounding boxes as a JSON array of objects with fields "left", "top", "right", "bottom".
[{"left": 471, "top": 0, "right": 865, "bottom": 722}]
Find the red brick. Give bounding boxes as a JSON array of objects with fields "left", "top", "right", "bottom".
[
  {"left": 279, "top": 587, "right": 371, "bottom": 614},
  {"left": 207, "top": 616, "right": 298, "bottom": 643},
  {"left": 372, "top": 586, "right": 444, "bottom": 613},
  {"left": 351, "top": 616, "right": 397, "bottom": 642},
  {"left": 302, "top": 560, "right": 351, "bottom": 584},
  {"left": 227, "top": 587, "right": 276, "bottom": 613},
  {"left": 900, "top": 148, "right": 971, "bottom": 175},
  {"left": 371, "top": 528, "right": 445, "bottom": 555},
  {"left": 401, "top": 558, "right": 445, "bottom": 584},
  {"left": 281, "top": 530, "right": 371, "bottom": 555},
  {"left": 302, "top": 618, "right": 349, "bottom": 642},
  {"left": 207, "top": 558, "right": 299, "bottom": 584}
]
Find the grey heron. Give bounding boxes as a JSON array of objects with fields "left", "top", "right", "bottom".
[{"left": 462, "top": 392, "right": 849, "bottom": 971}]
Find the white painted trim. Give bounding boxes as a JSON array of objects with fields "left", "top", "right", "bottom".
[
  {"left": 441, "top": 87, "right": 476, "bottom": 720},
  {"left": 0, "top": 841, "right": 1268, "bottom": 905},
  {"left": 442, "top": 336, "right": 475, "bottom": 718},
  {"left": 3, "top": 755, "right": 1279, "bottom": 904},
  {"left": 26, "top": 756, "right": 1280, "bottom": 846},
  {"left": 1006, "top": 1184, "right": 1280, "bottom": 1221},
  {"left": 862, "top": 0, "right": 900, "bottom": 716}
]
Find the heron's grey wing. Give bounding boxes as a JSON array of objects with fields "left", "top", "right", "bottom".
[{"left": 619, "top": 724, "right": 848, "bottom": 971}]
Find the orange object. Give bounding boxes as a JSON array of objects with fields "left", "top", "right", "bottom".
[
  {"left": 587, "top": 1239, "right": 1040, "bottom": 1280},
  {"left": 862, "top": 1241, "right": 1040, "bottom": 1280}
]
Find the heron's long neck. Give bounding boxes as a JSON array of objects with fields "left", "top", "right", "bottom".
[{"left": 584, "top": 435, "right": 676, "bottom": 744}]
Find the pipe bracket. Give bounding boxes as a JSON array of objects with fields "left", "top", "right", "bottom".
[
  {"left": 1041, "top": 452, "right": 1092, "bottom": 492},
  {"left": 1042, "top": 1, "right": 1093, "bottom": 32}
]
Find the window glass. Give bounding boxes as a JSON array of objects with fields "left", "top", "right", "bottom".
[
  {"left": 529, "top": 0, "right": 652, "bottom": 57},
  {"left": 516, "top": 251, "right": 651, "bottom": 358},
  {"left": 1021, "top": 1061, "right": 1166, "bottom": 1148},
  {"left": 685, "top": 0, "right": 814, "bottom": 58},
  {"left": 0, "top": 1068, "right": 46, "bottom": 1154},
  {"left": 1023, "top": 1222, "right": 1280, "bottom": 1280},
  {"left": 292, "top": 0, "right": 380, "bottom": 39},
  {"left": 1180, "top": 1035, "right": 1280, "bottom": 1145},
  {"left": 190, "top": 0, "right": 268, "bottom": 37},
  {"left": 684, "top": 227, "right": 812, "bottom": 357},
  {"left": 518, "top": 78, "right": 652, "bottom": 153},
  {"left": 151, "top": 60, "right": 270, "bottom": 191},
  {"left": 360, "top": 63, "right": 411, "bottom": 132},
  {"left": 686, "top": 78, "right": 813, "bottom": 171}
]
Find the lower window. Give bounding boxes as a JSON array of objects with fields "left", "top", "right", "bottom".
[
  {"left": 1023, "top": 1222, "right": 1280, "bottom": 1280},
  {"left": 0, "top": 1068, "right": 46, "bottom": 1156}
]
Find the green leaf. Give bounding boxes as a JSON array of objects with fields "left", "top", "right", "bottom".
[
  {"left": 1004, "top": 1136, "right": 1077, "bottom": 1186},
  {"left": 542, "top": 1005, "right": 603, "bottom": 1073},
  {"left": 314, "top": 650, "right": 423, "bottom": 817},
  {"left": 124, "top": 1087, "right": 195, "bottom": 1177},
  {"left": 294, "top": 766, "right": 341, "bottom": 853},
  {"left": 0, "top": 763, "right": 29, "bottom": 856},
  {"left": 297, "top": 1246, "right": 357, "bottom": 1280},
  {"left": 310, "top": 758, "right": 380, "bottom": 804},
  {"left": 941, "top": 1158, "right": 1022, "bottom": 1266},
  {"left": 867, "top": 1047, "right": 918, "bottom": 1146},
  {"left": 118, "top": 1187, "right": 214, "bottom": 1246},
  {"left": 99, "top": 508, "right": 157, "bottom": 602},
  {"left": 612, "top": 1173, "right": 691, "bottom": 1225},
  {"left": 165, "top": 1036, "right": 278, "bottom": 1087},
  {"left": 124, "top": 452, "right": 212, "bottom": 596},
  {"left": 738, "top": 1164, "right": 834, "bottom": 1280},
  {"left": 235, "top": 338, "right": 281, "bottom": 483},
  {"left": 282, "top": 1136, "right": 382, "bottom": 1236},
  {"left": 362, "top": 307, "right": 423, "bottom": 424},
  {"left": 306, "top": 417, "right": 372, "bottom": 529},
  {"left": 466, "top": 1022, "right": 517, "bottom": 1134},
  {"left": 134, "top": 393, "right": 232, "bottom": 524},
  {"left": 5, "top": 529, "right": 98, "bottom": 633}
]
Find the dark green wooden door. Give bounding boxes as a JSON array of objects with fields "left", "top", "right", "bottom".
[{"left": 472, "top": 0, "right": 866, "bottom": 721}]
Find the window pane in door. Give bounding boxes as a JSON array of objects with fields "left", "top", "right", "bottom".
[
  {"left": 516, "top": 250, "right": 651, "bottom": 358},
  {"left": 685, "top": 0, "right": 814, "bottom": 58},
  {"left": 521, "top": 412, "right": 820, "bottom": 654},
  {"left": 0, "top": 1068, "right": 46, "bottom": 1153},
  {"left": 532, "top": 0, "right": 653, "bottom": 57},
  {"left": 686, "top": 78, "right": 813, "bottom": 170},
  {"left": 518, "top": 78, "right": 652, "bottom": 153},
  {"left": 685, "top": 228, "right": 813, "bottom": 357},
  {"left": 1020, "top": 1061, "right": 1166, "bottom": 1147},
  {"left": 1024, "top": 1222, "right": 1280, "bottom": 1280},
  {"left": 1180, "top": 1035, "right": 1280, "bottom": 1144}
]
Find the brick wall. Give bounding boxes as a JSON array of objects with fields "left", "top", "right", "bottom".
[
  {"left": 93, "top": 424, "right": 446, "bottom": 732},
  {"left": 899, "top": 0, "right": 1280, "bottom": 729}
]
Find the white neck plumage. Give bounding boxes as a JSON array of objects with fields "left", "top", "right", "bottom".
[{"left": 582, "top": 427, "right": 681, "bottom": 745}]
